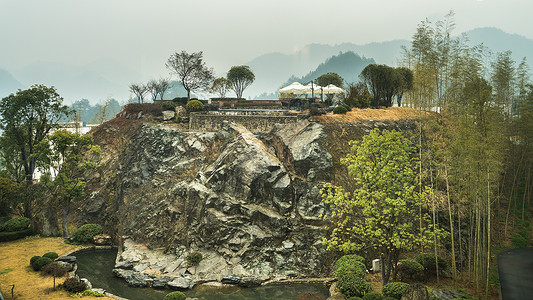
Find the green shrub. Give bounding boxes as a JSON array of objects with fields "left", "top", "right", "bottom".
[
  {"left": 338, "top": 274, "right": 373, "bottom": 298},
  {"left": 43, "top": 252, "right": 59, "bottom": 261},
  {"left": 337, "top": 263, "right": 366, "bottom": 279},
  {"left": 186, "top": 251, "right": 203, "bottom": 265},
  {"left": 333, "top": 105, "right": 348, "bottom": 114},
  {"left": 348, "top": 297, "right": 363, "bottom": 300},
  {"left": 2, "top": 217, "right": 30, "bottom": 232},
  {"left": 30, "top": 256, "right": 41, "bottom": 266},
  {"left": 511, "top": 233, "right": 529, "bottom": 248},
  {"left": 382, "top": 282, "right": 409, "bottom": 300},
  {"left": 74, "top": 224, "right": 102, "bottom": 243},
  {"left": 397, "top": 259, "right": 424, "bottom": 281},
  {"left": 341, "top": 104, "right": 352, "bottom": 111},
  {"left": 0, "top": 216, "right": 10, "bottom": 226},
  {"left": 164, "top": 291, "right": 187, "bottom": 300},
  {"left": 383, "top": 297, "right": 397, "bottom": 300},
  {"left": 0, "top": 228, "right": 33, "bottom": 242},
  {"left": 416, "top": 253, "right": 447, "bottom": 276},
  {"left": 310, "top": 103, "right": 322, "bottom": 108},
  {"left": 336, "top": 255, "right": 366, "bottom": 269},
  {"left": 32, "top": 256, "right": 52, "bottom": 271},
  {"left": 61, "top": 277, "right": 87, "bottom": 293},
  {"left": 186, "top": 100, "right": 204, "bottom": 112},
  {"left": 161, "top": 101, "right": 177, "bottom": 111},
  {"left": 81, "top": 290, "right": 105, "bottom": 297},
  {"left": 362, "top": 292, "right": 384, "bottom": 300}
]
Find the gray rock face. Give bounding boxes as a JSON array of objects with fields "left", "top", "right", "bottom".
[
  {"left": 78, "top": 120, "right": 336, "bottom": 285},
  {"left": 431, "top": 289, "right": 466, "bottom": 300},
  {"left": 401, "top": 284, "right": 429, "bottom": 300},
  {"left": 162, "top": 110, "right": 175, "bottom": 121}
]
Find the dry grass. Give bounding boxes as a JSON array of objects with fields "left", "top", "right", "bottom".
[
  {"left": 314, "top": 107, "right": 430, "bottom": 124},
  {"left": 0, "top": 236, "right": 113, "bottom": 299}
]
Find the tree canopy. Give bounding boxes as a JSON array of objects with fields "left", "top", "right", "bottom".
[
  {"left": 166, "top": 51, "right": 215, "bottom": 101},
  {"left": 316, "top": 72, "right": 344, "bottom": 88},
  {"left": 227, "top": 65, "right": 255, "bottom": 99},
  {"left": 211, "top": 77, "right": 230, "bottom": 98},
  {"left": 359, "top": 64, "right": 413, "bottom": 107},
  {"left": 322, "top": 129, "right": 438, "bottom": 285}
]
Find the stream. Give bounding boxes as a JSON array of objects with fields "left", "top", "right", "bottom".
[{"left": 75, "top": 249, "right": 330, "bottom": 300}]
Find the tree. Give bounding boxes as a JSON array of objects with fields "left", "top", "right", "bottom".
[
  {"left": 211, "top": 77, "right": 230, "bottom": 98},
  {"left": 322, "top": 129, "right": 437, "bottom": 285},
  {"left": 395, "top": 67, "right": 414, "bottom": 107},
  {"left": 0, "top": 177, "right": 16, "bottom": 216},
  {"left": 227, "top": 65, "right": 255, "bottom": 99},
  {"left": 360, "top": 65, "right": 409, "bottom": 107},
  {"left": 156, "top": 78, "right": 171, "bottom": 100},
  {"left": 166, "top": 51, "right": 215, "bottom": 101},
  {"left": 491, "top": 51, "right": 515, "bottom": 115},
  {"left": 37, "top": 129, "right": 100, "bottom": 237},
  {"left": 146, "top": 79, "right": 159, "bottom": 102},
  {"left": 0, "top": 85, "right": 71, "bottom": 217},
  {"left": 316, "top": 72, "right": 344, "bottom": 88},
  {"left": 129, "top": 83, "right": 148, "bottom": 103},
  {"left": 344, "top": 82, "right": 372, "bottom": 108}
]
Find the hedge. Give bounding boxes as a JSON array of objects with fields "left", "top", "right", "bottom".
[{"left": 0, "top": 228, "right": 33, "bottom": 242}]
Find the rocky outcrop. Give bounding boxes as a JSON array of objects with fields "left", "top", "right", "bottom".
[{"left": 75, "top": 119, "right": 334, "bottom": 288}]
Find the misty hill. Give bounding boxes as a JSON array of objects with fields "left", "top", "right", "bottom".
[
  {"left": 246, "top": 40, "right": 407, "bottom": 98},
  {"left": 466, "top": 27, "right": 533, "bottom": 63},
  {"left": 0, "top": 68, "right": 24, "bottom": 98}
]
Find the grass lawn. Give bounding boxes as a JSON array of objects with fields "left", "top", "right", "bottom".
[{"left": 0, "top": 236, "right": 113, "bottom": 299}]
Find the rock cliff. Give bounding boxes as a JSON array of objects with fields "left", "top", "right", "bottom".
[{"left": 72, "top": 116, "right": 418, "bottom": 288}]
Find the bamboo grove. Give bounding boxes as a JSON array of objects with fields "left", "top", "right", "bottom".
[{"left": 401, "top": 12, "right": 533, "bottom": 296}]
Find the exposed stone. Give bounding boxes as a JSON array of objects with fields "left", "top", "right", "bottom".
[
  {"left": 93, "top": 234, "right": 112, "bottom": 246},
  {"left": 32, "top": 206, "right": 60, "bottom": 236},
  {"left": 401, "top": 283, "right": 430, "bottom": 300},
  {"left": 431, "top": 289, "right": 466, "bottom": 300},
  {"left": 221, "top": 274, "right": 242, "bottom": 285},
  {"left": 162, "top": 110, "right": 175, "bottom": 121},
  {"left": 175, "top": 106, "right": 187, "bottom": 116},
  {"left": 168, "top": 275, "right": 195, "bottom": 290},
  {"left": 57, "top": 256, "right": 77, "bottom": 263},
  {"left": 238, "top": 276, "right": 269, "bottom": 287},
  {"left": 80, "top": 278, "right": 92, "bottom": 290},
  {"left": 112, "top": 269, "right": 149, "bottom": 287},
  {"left": 114, "top": 261, "right": 133, "bottom": 270},
  {"left": 57, "top": 261, "right": 75, "bottom": 272}
]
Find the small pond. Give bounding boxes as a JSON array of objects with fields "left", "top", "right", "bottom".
[{"left": 75, "top": 250, "right": 330, "bottom": 300}]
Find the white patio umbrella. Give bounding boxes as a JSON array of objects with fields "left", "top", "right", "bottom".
[
  {"left": 279, "top": 82, "right": 308, "bottom": 94},
  {"left": 321, "top": 84, "right": 346, "bottom": 94}
]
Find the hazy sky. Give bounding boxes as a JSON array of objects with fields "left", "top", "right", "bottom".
[{"left": 1, "top": 0, "right": 532, "bottom": 79}]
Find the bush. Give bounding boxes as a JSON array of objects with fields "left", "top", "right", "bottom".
[
  {"left": 338, "top": 275, "right": 373, "bottom": 298},
  {"left": 341, "top": 104, "right": 352, "bottom": 111},
  {"left": 309, "top": 107, "right": 325, "bottom": 116},
  {"left": 337, "top": 263, "right": 366, "bottom": 279},
  {"left": 382, "top": 282, "right": 409, "bottom": 300},
  {"left": 30, "top": 256, "right": 41, "bottom": 266},
  {"left": 43, "top": 252, "right": 59, "bottom": 261},
  {"left": 32, "top": 256, "right": 52, "bottom": 271},
  {"left": 62, "top": 277, "right": 87, "bottom": 293},
  {"left": 186, "top": 100, "right": 204, "bottom": 112},
  {"left": 0, "top": 216, "right": 10, "bottom": 226},
  {"left": 186, "top": 251, "right": 203, "bottom": 266},
  {"left": 124, "top": 103, "right": 163, "bottom": 116},
  {"left": 397, "top": 259, "right": 424, "bottom": 281},
  {"left": 416, "top": 253, "right": 447, "bottom": 276},
  {"left": 41, "top": 262, "right": 67, "bottom": 276},
  {"left": 333, "top": 105, "right": 349, "bottom": 114},
  {"left": 310, "top": 103, "right": 323, "bottom": 108},
  {"left": 297, "top": 291, "right": 326, "bottom": 300},
  {"left": 0, "top": 228, "right": 33, "bottom": 242},
  {"left": 511, "top": 233, "right": 529, "bottom": 248},
  {"left": 74, "top": 224, "right": 102, "bottom": 243},
  {"left": 81, "top": 290, "right": 105, "bottom": 297},
  {"left": 362, "top": 292, "right": 384, "bottom": 300},
  {"left": 337, "top": 255, "right": 366, "bottom": 269},
  {"left": 161, "top": 101, "right": 177, "bottom": 111},
  {"left": 164, "top": 291, "right": 187, "bottom": 300},
  {"left": 2, "top": 217, "right": 30, "bottom": 232}
]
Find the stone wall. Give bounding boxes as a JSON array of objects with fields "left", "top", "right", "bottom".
[{"left": 189, "top": 110, "right": 306, "bottom": 133}]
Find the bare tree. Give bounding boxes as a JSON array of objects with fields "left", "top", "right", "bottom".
[
  {"left": 166, "top": 51, "right": 214, "bottom": 101},
  {"left": 156, "top": 78, "right": 171, "bottom": 100},
  {"left": 129, "top": 83, "right": 148, "bottom": 103},
  {"left": 146, "top": 79, "right": 159, "bottom": 102}
]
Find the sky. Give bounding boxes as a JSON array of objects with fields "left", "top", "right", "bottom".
[{"left": 1, "top": 0, "right": 532, "bottom": 97}]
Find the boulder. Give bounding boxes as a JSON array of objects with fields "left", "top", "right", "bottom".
[
  {"left": 162, "top": 110, "right": 175, "bottom": 121},
  {"left": 31, "top": 206, "right": 60, "bottom": 236},
  {"left": 57, "top": 261, "right": 75, "bottom": 272},
  {"left": 431, "top": 289, "right": 466, "bottom": 300},
  {"left": 93, "top": 234, "right": 112, "bottom": 246},
  {"left": 57, "top": 256, "right": 77, "bottom": 263},
  {"left": 238, "top": 276, "right": 269, "bottom": 287},
  {"left": 168, "top": 275, "right": 195, "bottom": 289},
  {"left": 221, "top": 274, "right": 242, "bottom": 285},
  {"left": 401, "top": 283, "right": 429, "bottom": 300}
]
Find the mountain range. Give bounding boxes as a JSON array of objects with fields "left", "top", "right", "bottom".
[{"left": 1, "top": 27, "right": 532, "bottom": 103}]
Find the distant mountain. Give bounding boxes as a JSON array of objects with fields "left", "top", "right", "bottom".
[
  {"left": 0, "top": 68, "right": 25, "bottom": 98},
  {"left": 465, "top": 27, "right": 533, "bottom": 63},
  {"left": 246, "top": 40, "right": 408, "bottom": 98}
]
